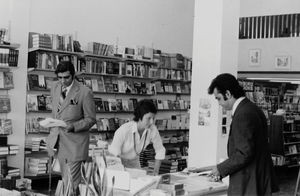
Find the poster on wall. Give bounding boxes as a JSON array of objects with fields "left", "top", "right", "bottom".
[
  {"left": 274, "top": 55, "right": 291, "bottom": 69},
  {"left": 249, "top": 49, "right": 261, "bottom": 66},
  {"left": 198, "top": 98, "right": 211, "bottom": 126}
]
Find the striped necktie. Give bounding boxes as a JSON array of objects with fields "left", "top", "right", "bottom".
[{"left": 57, "top": 87, "right": 67, "bottom": 112}]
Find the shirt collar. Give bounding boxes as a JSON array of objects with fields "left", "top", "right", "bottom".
[
  {"left": 132, "top": 121, "right": 149, "bottom": 135},
  {"left": 132, "top": 121, "right": 138, "bottom": 133},
  {"left": 64, "top": 80, "right": 74, "bottom": 96},
  {"left": 232, "top": 97, "right": 245, "bottom": 116}
]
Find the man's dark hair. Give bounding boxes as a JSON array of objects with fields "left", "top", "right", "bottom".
[
  {"left": 208, "top": 73, "right": 245, "bottom": 99},
  {"left": 133, "top": 99, "right": 157, "bottom": 122},
  {"left": 55, "top": 61, "right": 75, "bottom": 77}
]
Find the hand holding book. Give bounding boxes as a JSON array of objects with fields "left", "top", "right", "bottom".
[{"left": 39, "top": 117, "right": 67, "bottom": 128}]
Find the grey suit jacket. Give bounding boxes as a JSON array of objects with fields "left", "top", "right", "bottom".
[{"left": 46, "top": 79, "right": 96, "bottom": 162}]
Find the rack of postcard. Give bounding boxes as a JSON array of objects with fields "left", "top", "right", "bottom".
[{"left": 53, "top": 148, "right": 161, "bottom": 196}]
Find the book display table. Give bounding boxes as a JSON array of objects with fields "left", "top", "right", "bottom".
[{"left": 168, "top": 173, "right": 228, "bottom": 196}]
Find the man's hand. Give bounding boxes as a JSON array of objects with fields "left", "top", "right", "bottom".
[
  {"left": 65, "top": 123, "right": 74, "bottom": 132},
  {"left": 208, "top": 165, "right": 221, "bottom": 182}
]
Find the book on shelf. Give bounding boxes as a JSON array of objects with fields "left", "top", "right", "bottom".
[
  {"left": 107, "top": 98, "right": 117, "bottom": 111},
  {"left": 126, "top": 63, "right": 133, "bottom": 76},
  {"left": 0, "top": 96, "right": 10, "bottom": 113},
  {"left": 122, "top": 99, "right": 129, "bottom": 111},
  {"left": 0, "top": 119, "right": 12, "bottom": 135},
  {"left": 37, "top": 95, "right": 47, "bottom": 111},
  {"left": 27, "top": 94, "right": 38, "bottom": 111},
  {"left": 3, "top": 72, "right": 13, "bottom": 88},
  {"left": 94, "top": 98, "right": 103, "bottom": 112},
  {"left": 97, "top": 76, "right": 105, "bottom": 92}
]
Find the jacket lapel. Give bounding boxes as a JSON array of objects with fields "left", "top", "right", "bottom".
[
  {"left": 57, "top": 80, "right": 80, "bottom": 114},
  {"left": 231, "top": 98, "right": 249, "bottom": 119}
]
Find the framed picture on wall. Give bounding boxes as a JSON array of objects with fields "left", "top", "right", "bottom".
[
  {"left": 249, "top": 49, "right": 261, "bottom": 66},
  {"left": 274, "top": 56, "right": 291, "bottom": 69}
]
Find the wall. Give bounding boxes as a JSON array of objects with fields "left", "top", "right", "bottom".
[
  {"left": 28, "top": 0, "right": 195, "bottom": 57},
  {"left": 0, "top": 0, "right": 30, "bottom": 176},
  {"left": 238, "top": 0, "right": 300, "bottom": 73}
]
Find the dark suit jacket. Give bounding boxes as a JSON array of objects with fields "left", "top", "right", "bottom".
[
  {"left": 217, "top": 98, "right": 279, "bottom": 196},
  {"left": 46, "top": 80, "right": 96, "bottom": 162}
]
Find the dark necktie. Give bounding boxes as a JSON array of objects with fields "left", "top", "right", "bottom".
[{"left": 57, "top": 87, "right": 67, "bottom": 112}]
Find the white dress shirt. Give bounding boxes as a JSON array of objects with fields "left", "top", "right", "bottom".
[
  {"left": 108, "top": 121, "right": 166, "bottom": 161},
  {"left": 232, "top": 97, "right": 245, "bottom": 116}
]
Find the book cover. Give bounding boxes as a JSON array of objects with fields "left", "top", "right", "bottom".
[
  {"left": 3, "top": 72, "right": 13, "bottom": 89},
  {"left": 94, "top": 98, "right": 103, "bottom": 112},
  {"left": 37, "top": 95, "right": 47, "bottom": 111},
  {"left": 27, "top": 94, "right": 38, "bottom": 111}
]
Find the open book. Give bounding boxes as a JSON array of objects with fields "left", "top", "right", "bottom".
[{"left": 39, "top": 117, "right": 67, "bottom": 128}]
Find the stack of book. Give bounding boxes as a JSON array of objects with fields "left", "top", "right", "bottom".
[
  {"left": 0, "top": 48, "right": 19, "bottom": 67},
  {"left": 31, "top": 34, "right": 52, "bottom": 49},
  {"left": 159, "top": 160, "right": 178, "bottom": 174},
  {"left": 6, "top": 166, "right": 20, "bottom": 178},
  {"left": 0, "top": 146, "right": 9, "bottom": 156},
  {"left": 139, "top": 147, "right": 155, "bottom": 168},
  {"left": 158, "top": 181, "right": 185, "bottom": 196},
  {"left": 8, "top": 145, "right": 19, "bottom": 155},
  {"left": 25, "top": 157, "right": 48, "bottom": 176}
]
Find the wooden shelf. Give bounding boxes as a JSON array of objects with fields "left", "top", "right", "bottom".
[
  {"left": 0, "top": 43, "right": 20, "bottom": 49},
  {"left": 156, "top": 92, "right": 190, "bottom": 95},
  {"left": 153, "top": 78, "right": 191, "bottom": 83},
  {"left": 25, "top": 173, "right": 61, "bottom": 180},
  {"left": 89, "top": 128, "right": 189, "bottom": 134},
  {"left": 93, "top": 91, "right": 153, "bottom": 96},
  {"left": 27, "top": 110, "right": 52, "bottom": 113},
  {"left": 283, "top": 131, "right": 300, "bottom": 134},
  {"left": 29, "top": 47, "right": 84, "bottom": 56},
  {"left": 284, "top": 141, "right": 300, "bottom": 145}
]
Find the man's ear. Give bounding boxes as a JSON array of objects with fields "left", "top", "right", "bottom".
[{"left": 225, "top": 90, "right": 232, "bottom": 99}]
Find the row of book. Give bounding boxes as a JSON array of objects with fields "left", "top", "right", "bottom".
[
  {"left": 28, "top": 73, "right": 191, "bottom": 95},
  {"left": 29, "top": 33, "right": 74, "bottom": 52},
  {"left": 0, "top": 28, "right": 7, "bottom": 44},
  {"left": 155, "top": 115, "right": 190, "bottom": 130},
  {"left": 0, "top": 157, "right": 21, "bottom": 179},
  {"left": 27, "top": 73, "right": 56, "bottom": 91},
  {"left": 83, "top": 59, "right": 157, "bottom": 78},
  {"left": 155, "top": 81, "right": 190, "bottom": 94},
  {"left": 25, "top": 136, "right": 46, "bottom": 152},
  {"left": 26, "top": 94, "right": 189, "bottom": 113},
  {"left": 0, "top": 145, "right": 19, "bottom": 156},
  {"left": 161, "top": 135, "right": 188, "bottom": 144},
  {"left": 84, "top": 76, "right": 155, "bottom": 95},
  {"left": 28, "top": 32, "right": 192, "bottom": 68},
  {"left": 95, "top": 118, "right": 129, "bottom": 132},
  {"left": 0, "top": 48, "right": 19, "bottom": 67},
  {"left": 157, "top": 68, "right": 191, "bottom": 81},
  {"left": 25, "top": 117, "right": 49, "bottom": 134},
  {"left": 28, "top": 51, "right": 82, "bottom": 71},
  {"left": 26, "top": 94, "right": 52, "bottom": 112},
  {"left": 30, "top": 52, "right": 192, "bottom": 82},
  {"left": 0, "top": 119, "right": 12, "bottom": 135}
]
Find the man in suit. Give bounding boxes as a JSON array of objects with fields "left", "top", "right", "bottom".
[
  {"left": 208, "top": 73, "right": 279, "bottom": 195},
  {"left": 46, "top": 61, "right": 96, "bottom": 195}
]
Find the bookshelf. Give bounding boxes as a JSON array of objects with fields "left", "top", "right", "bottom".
[
  {"left": 25, "top": 32, "right": 192, "bottom": 177},
  {"left": 0, "top": 43, "right": 20, "bottom": 182},
  {"left": 238, "top": 78, "right": 300, "bottom": 168}
]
